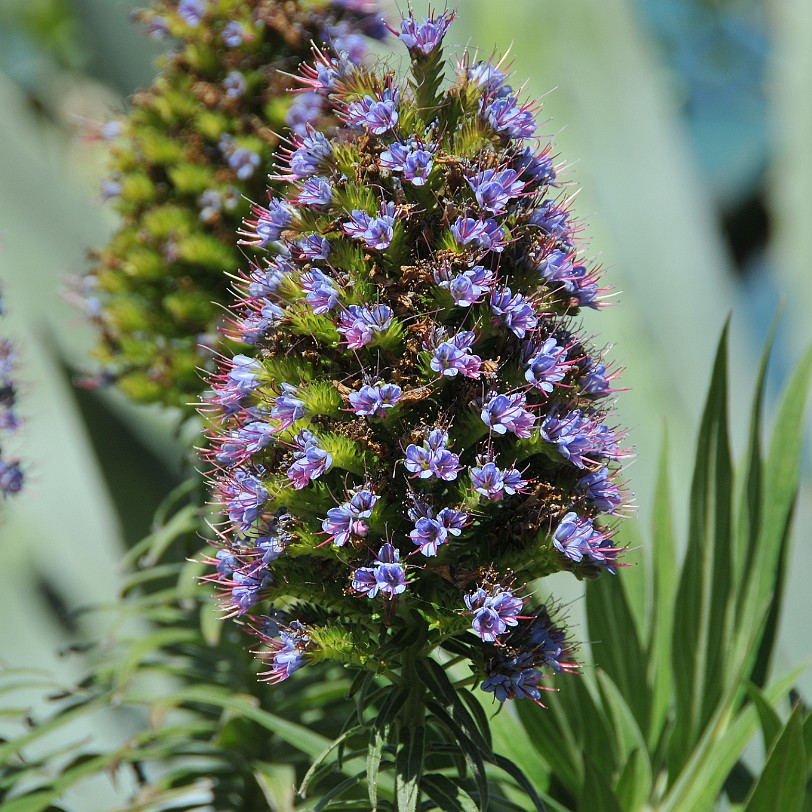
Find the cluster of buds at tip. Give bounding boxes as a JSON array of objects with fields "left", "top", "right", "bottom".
[
  {"left": 0, "top": 287, "right": 23, "bottom": 498},
  {"left": 79, "top": 0, "right": 387, "bottom": 407},
  {"left": 202, "top": 9, "right": 632, "bottom": 702}
]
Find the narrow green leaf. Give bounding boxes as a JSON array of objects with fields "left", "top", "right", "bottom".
[
  {"left": 298, "top": 725, "right": 364, "bottom": 797},
  {"left": 580, "top": 753, "right": 623, "bottom": 812},
  {"left": 368, "top": 687, "right": 409, "bottom": 808},
  {"left": 312, "top": 770, "right": 366, "bottom": 811},
  {"left": 661, "top": 665, "right": 804, "bottom": 812},
  {"left": 426, "top": 699, "right": 489, "bottom": 811},
  {"left": 395, "top": 724, "right": 425, "bottom": 812},
  {"left": 670, "top": 324, "right": 733, "bottom": 772},
  {"left": 421, "top": 774, "right": 479, "bottom": 812},
  {"left": 585, "top": 565, "right": 649, "bottom": 734},
  {"left": 141, "top": 686, "right": 330, "bottom": 758},
  {"left": 744, "top": 705, "right": 806, "bottom": 812},
  {"left": 416, "top": 659, "right": 492, "bottom": 757},
  {"left": 487, "top": 753, "right": 547, "bottom": 812},
  {"left": 614, "top": 748, "right": 651, "bottom": 811},
  {"left": 648, "top": 431, "right": 677, "bottom": 749},
  {"left": 737, "top": 346, "right": 812, "bottom": 689},
  {"left": 745, "top": 683, "right": 782, "bottom": 752}
]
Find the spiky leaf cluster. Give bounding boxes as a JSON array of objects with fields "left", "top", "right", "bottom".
[
  {"left": 82, "top": 0, "right": 386, "bottom": 407},
  {"left": 204, "top": 12, "right": 631, "bottom": 704},
  {"left": 0, "top": 287, "right": 23, "bottom": 498}
]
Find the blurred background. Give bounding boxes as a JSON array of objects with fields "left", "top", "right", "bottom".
[{"left": 0, "top": 0, "right": 810, "bottom": 804}]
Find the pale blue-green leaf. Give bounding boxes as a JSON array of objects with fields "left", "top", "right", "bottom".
[
  {"left": 253, "top": 762, "right": 296, "bottom": 812},
  {"left": 744, "top": 705, "right": 805, "bottom": 812}
]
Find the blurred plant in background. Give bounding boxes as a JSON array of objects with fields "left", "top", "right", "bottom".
[
  {"left": 1, "top": 0, "right": 811, "bottom": 809},
  {"left": 0, "top": 287, "right": 24, "bottom": 498},
  {"left": 79, "top": 0, "right": 387, "bottom": 407}
]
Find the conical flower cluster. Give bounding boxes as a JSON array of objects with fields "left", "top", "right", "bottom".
[
  {"left": 203, "top": 11, "right": 631, "bottom": 703},
  {"left": 0, "top": 288, "right": 23, "bottom": 498},
  {"left": 81, "top": 0, "right": 386, "bottom": 407}
]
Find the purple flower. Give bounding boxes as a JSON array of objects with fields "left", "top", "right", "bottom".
[
  {"left": 286, "top": 91, "right": 324, "bottom": 135},
  {"left": 0, "top": 460, "right": 23, "bottom": 497},
  {"left": 227, "top": 146, "right": 260, "bottom": 180},
  {"left": 230, "top": 564, "right": 273, "bottom": 613},
  {"left": 515, "top": 147, "right": 557, "bottom": 186},
  {"left": 294, "top": 234, "right": 331, "bottom": 260},
  {"left": 404, "top": 430, "right": 462, "bottom": 481},
  {"left": 239, "top": 199, "right": 295, "bottom": 247},
  {"left": 525, "top": 338, "right": 570, "bottom": 393},
  {"left": 342, "top": 204, "right": 397, "bottom": 249},
  {"left": 379, "top": 140, "right": 435, "bottom": 185},
  {"left": 580, "top": 360, "right": 612, "bottom": 397},
  {"left": 228, "top": 354, "right": 263, "bottom": 395},
  {"left": 467, "top": 168, "right": 525, "bottom": 214},
  {"left": 450, "top": 217, "right": 507, "bottom": 253},
  {"left": 465, "top": 587, "right": 524, "bottom": 642},
  {"left": 297, "top": 176, "right": 333, "bottom": 208},
  {"left": 259, "top": 622, "right": 311, "bottom": 683},
  {"left": 577, "top": 466, "right": 623, "bottom": 513},
  {"left": 430, "top": 337, "right": 482, "bottom": 379},
  {"left": 468, "top": 62, "right": 510, "bottom": 96},
  {"left": 271, "top": 384, "right": 307, "bottom": 430},
  {"left": 553, "top": 512, "right": 618, "bottom": 572},
  {"left": 247, "top": 259, "right": 292, "bottom": 298},
  {"left": 224, "top": 469, "right": 268, "bottom": 531},
  {"left": 222, "top": 20, "right": 245, "bottom": 47},
  {"left": 178, "top": 0, "right": 206, "bottom": 26},
  {"left": 490, "top": 287, "right": 538, "bottom": 338},
  {"left": 322, "top": 503, "right": 365, "bottom": 547},
  {"left": 237, "top": 302, "right": 284, "bottom": 344},
  {"left": 393, "top": 11, "right": 453, "bottom": 56},
  {"left": 224, "top": 70, "right": 246, "bottom": 99},
  {"left": 481, "top": 94, "right": 537, "bottom": 139},
  {"left": 287, "top": 127, "right": 332, "bottom": 179},
  {"left": 529, "top": 200, "right": 571, "bottom": 241},
  {"left": 343, "top": 88, "right": 399, "bottom": 134},
  {"left": 287, "top": 430, "right": 332, "bottom": 489},
  {"left": 409, "top": 517, "right": 447, "bottom": 556},
  {"left": 348, "top": 383, "right": 402, "bottom": 416},
  {"left": 300, "top": 269, "right": 339, "bottom": 314},
  {"left": 481, "top": 392, "right": 536, "bottom": 437},
  {"left": 540, "top": 409, "right": 622, "bottom": 468},
  {"left": 536, "top": 249, "right": 600, "bottom": 307},
  {"left": 435, "top": 264, "right": 496, "bottom": 306},
  {"left": 324, "top": 21, "right": 367, "bottom": 63},
  {"left": 352, "top": 544, "right": 407, "bottom": 598},
  {"left": 481, "top": 653, "right": 544, "bottom": 702},
  {"left": 336, "top": 304, "right": 393, "bottom": 348}
]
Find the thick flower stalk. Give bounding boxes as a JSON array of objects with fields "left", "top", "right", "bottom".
[
  {"left": 0, "top": 288, "right": 23, "bottom": 498},
  {"left": 203, "top": 10, "right": 631, "bottom": 710},
  {"left": 81, "top": 0, "right": 386, "bottom": 407}
]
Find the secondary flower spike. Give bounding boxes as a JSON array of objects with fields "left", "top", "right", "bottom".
[
  {"left": 202, "top": 9, "right": 632, "bottom": 704},
  {"left": 79, "top": 0, "right": 386, "bottom": 408},
  {"left": 0, "top": 286, "right": 23, "bottom": 498}
]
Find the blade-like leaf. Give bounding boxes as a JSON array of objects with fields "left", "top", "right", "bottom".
[
  {"left": 395, "top": 724, "right": 425, "bottom": 812},
  {"left": 744, "top": 704, "right": 805, "bottom": 812},
  {"left": 580, "top": 753, "right": 623, "bottom": 812},
  {"left": 670, "top": 324, "right": 733, "bottom": 772},
  {"left": 421, "top": 774, "right": 479, "bottom": 812}
]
